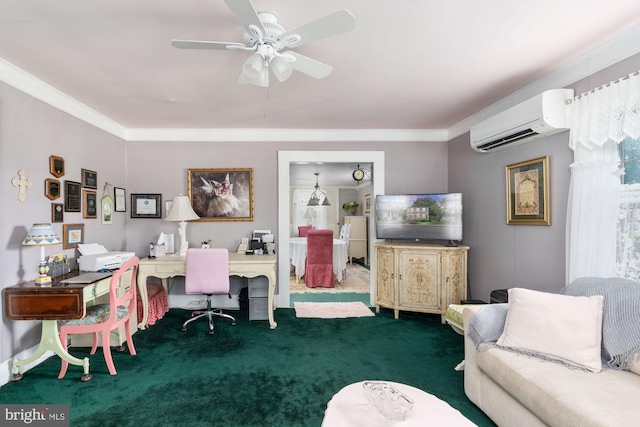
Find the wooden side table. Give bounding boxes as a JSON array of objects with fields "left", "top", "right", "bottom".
[{"left": 3, "top": 273, "right": 113, "bottom": 381}]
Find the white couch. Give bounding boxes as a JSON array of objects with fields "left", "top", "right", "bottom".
[{"left": 463, "top": 304, "right": 640, "bottom": 427}]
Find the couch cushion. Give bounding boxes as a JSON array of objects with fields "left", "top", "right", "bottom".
[
  {"left": 631, "top": 351, "right": 640, "bottom": 376},
  {"left": 496, "top": 288, "right": 603, "bottom": 372},
  {"left": 477, "top": 347, "right": 640, "bottom": 427}
]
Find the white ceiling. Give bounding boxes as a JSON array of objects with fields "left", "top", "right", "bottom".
[{"left": 2, "top": 0, "right": 640, "bottom": 142}]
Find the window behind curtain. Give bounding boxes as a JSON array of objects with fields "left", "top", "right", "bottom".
[{"left": 617, "top": 137, "right": 640, "bottom": 280}]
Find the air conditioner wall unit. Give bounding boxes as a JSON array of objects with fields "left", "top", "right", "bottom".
[{"left": 470, "top": 89, "right": 574, "bottom": 153}]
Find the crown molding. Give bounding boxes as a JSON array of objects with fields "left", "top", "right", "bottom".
[
  {"left": 123, "top": 128, "right": 447, "bottom": 142},
  {"left": 0, "top": 58, "right": 125, "bottom": 139}
]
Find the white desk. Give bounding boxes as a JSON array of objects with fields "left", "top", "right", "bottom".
[
  {"left": 322, "top": 381, "right": 477, "bottom": 426},
  {"left": 137, "top": 253, "right": 277, "bottom": 329},
  {"left": 289, "top": 237, "right": 348, "bottom": 283}
]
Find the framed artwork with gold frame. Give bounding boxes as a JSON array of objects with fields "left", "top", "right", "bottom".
[
  {"left": 506, "top": 156, "right": 550, "bottom": 225},
  {"left": 83, "top": 190, "right": 97, "bottom": 219},
  {"left": 49, "top": 155, "right": 64, "bottom": 178},
  {"left": 187, "top": 168, "right": 254, "bottom": 221}
]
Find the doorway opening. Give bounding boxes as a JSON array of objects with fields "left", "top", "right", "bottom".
[{"left": 277, "top": 151, "right": 385, "bottom": 308}]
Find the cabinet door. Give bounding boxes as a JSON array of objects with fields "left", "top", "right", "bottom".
[
  {"left": 375, "top": 246, "right": 395, "bottom": 306},
  {"left": 442, "top": 251, "right": 468, "bottom": 307},
  {"left": 397, "top": 250, "right": 441, "bottom": 310}
]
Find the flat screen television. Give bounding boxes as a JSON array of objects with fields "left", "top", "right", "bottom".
[{"left": 375, "top": 193, "right": 463, "bottom": 244}]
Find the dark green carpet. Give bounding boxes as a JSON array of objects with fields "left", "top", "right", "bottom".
[{"left": 0, "top": 308, "right": 494, "bottom": 427}]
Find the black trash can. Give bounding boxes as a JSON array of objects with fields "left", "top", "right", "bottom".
[{"left": 490, "top": 289, "right": 509, "bottom": 304}]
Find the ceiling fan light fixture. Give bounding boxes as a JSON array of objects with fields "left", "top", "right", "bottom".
[
  {"left": 251, "top": 66, "right": 269, "bottom": 87},
  {"left": 271, "top": 56, "right": 294, "bottom": 82},
  {"left": 242, "top": 52, "right": 265, "bottom": 80}
]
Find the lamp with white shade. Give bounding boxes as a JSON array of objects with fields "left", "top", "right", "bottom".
[
  {"left": 165, "top": 195, "right": 200, "bottom": 256},
  {"left": 22, "top": 223, "right": 61, "bottom": 285}
]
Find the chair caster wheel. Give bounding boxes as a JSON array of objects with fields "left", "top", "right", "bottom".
[
  {"left": 231, "top": 322, "right": 237, "bottom": 326},
  {"left": 208, "top": 331, "right": 215, "bottom": 335},
  {"left": 11, "top": 373, "right": 23, "bottom": 382},
  {"left": 81, "top": 373, "right": 92, "bottom": 382},
  {"left": 181, "top": 327, "right": 187, "bottom": 332}
]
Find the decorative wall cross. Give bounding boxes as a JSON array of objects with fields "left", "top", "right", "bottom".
[{"left": 11, "top": 169, "right": 33, "bottom": 202}]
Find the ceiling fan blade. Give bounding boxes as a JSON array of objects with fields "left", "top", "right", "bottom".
[
  {"left": 287, "top": 52, "right": 333, "bottom": 79},
  {"left": 171, "top": 40, "right": 246, "bottom": 50},
  {"left": 223, "top": 0, "right": 266, "bottom": 37},
  {"left": 280, "top": 10, "right": 355, "bottom": 47}
]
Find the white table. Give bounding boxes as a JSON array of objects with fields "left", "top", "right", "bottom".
[
  {"left": 289, "top": 236, "right": 348, "bottom": 283},
  {"left": 322, "top": 381, "right": 477, "bottom": 427}
]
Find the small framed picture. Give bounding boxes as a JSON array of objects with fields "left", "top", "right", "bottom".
[
  {"left": 64, "top": 180, "right": 81, "bottom": 212},
  {"left": 63, "top": 223, "right": 84, "bottom": 250},
  {"left": 114, "top": 187, "right": 126, "bottom": 212},
  {"left": 101, "top": 195, "right": 114, "bottom": 224},
  {"left": 506, "top": 156, "right": 550, "bottom": 225},
  {"left": 364, "top": 194, "right": 371, "bottom": 214},
  {"left": 45, "top": 178, "right": 61, "bottom": 200},
  {"left": 81, "top": 168, "right": 98, "bottom": 189},
  {"left": 83, "top": 190, "right": 97, "bottom": 219},
  {"left": 51, "top": 203, "right": 64, "bottom": 223},
  {"left": 49, "top": 155, "right": 64, "bottom": 178},
  {"left": 131, "top": 194, "right": 162, "bottom": 218}
]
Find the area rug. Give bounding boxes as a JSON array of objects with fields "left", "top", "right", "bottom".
[
  {"left": 294, "top": 301, "right": 375, "bottom": 318},
  {"left": 290, "top": 263, "right": 370, "bottom": 294}
]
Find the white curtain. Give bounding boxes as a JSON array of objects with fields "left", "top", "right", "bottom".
[{"left": 565, "top": 71, "right": 640, "bottom": 283}]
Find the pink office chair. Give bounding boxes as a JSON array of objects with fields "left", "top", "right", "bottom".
[
  {"left": 305, "top": 229, "right": 334, "bottom": 288},
  {"left": 182, "top": 248, "right": 236, "bottom": 335},
  {"left": 58, "top": 256, "right": 139, "bottom": 379},
  {"left": 298, "top": 225, "right": 313, "bottom": 237}
]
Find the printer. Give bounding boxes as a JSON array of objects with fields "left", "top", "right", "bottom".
[{"left": 77, "top": 243, "right": 136, "bottom": 271}]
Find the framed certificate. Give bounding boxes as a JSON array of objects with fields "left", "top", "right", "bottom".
[{"left": 131, "top": 194, "right": 162, "bottom": 218}]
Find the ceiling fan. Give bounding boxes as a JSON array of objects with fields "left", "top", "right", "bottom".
[{"left": 171, "top": 0, "right": 355, "bottom": 87}]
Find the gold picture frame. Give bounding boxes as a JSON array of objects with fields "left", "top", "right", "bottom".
[
  {"left": 49, "top": 155, "right": 64, "bottom": 178},
  {"left": 45, "top": 178, "right": 61, "bottom": 200},
  {"left": 83, "top": 190, "right": 97, "bottom": 219},
  {"left": 506, "top": 156, "right": 550, "bottom": 225},
  {"left": 188, "top": 168, "right": 254, "bottom": 221}
]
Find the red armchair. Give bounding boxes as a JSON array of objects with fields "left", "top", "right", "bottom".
[{"left": 305, "top": 229, "right": 334, "bottom": 288}]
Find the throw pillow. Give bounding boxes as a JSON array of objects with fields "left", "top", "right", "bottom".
[{"left": 496, "top": 288, "right": 604, "bottom": 372}]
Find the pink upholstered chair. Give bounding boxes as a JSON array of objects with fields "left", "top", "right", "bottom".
[
  {"left": 298, "top": 225, "right": 313, "bottom": 237},
  {"left": 58, "top": 256, "right": 139, "bottom": 378},
  {"left": 182, "top": 248, "right": 236, "bottom": 335},
  {"left": 305, "top": 229, "right": 334, "bottom": 288}
]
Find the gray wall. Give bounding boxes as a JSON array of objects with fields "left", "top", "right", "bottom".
[
  {"left": 124, "top": 140, "right": 448, "bottom": 257},
  {"left": 448, "top": 131, "right": 572, "bottom": 301},
  {"left": 0, "top": 81, "right": 127, "bottom": 362}
]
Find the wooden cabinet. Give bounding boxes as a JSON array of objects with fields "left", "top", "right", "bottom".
[
  {"left": 344, "top": 215, "right": 368, "bottom": 264},
  {"left": 374, "top": 242, "right": 469, "bottom": 323}
]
